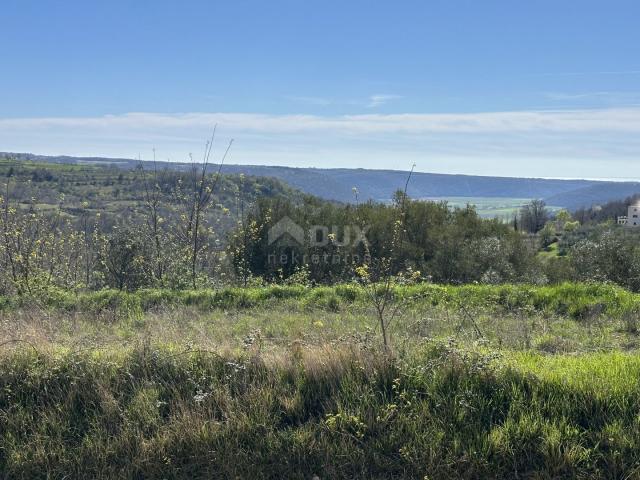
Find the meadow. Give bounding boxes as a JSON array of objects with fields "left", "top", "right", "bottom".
[
  {"left": 423, "top": 196, "right": 562, "bottom": 219},
  {"left": 3, "top": 282, "right": 640, "bottom": 478}
]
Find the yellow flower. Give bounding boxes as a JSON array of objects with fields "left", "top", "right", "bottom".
[{"left": 355, "top": 264, "right": 370, "bottom": 280}]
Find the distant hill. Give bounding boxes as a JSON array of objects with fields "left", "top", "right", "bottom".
[
  {"left": 3, "top": 152, "right": 640, "bottom": 209},
  {"left": 0, "top": 154, "right": 304, "bottom": 235},
  {"left": 220, "top": 166, "right": 593, "bottom": 202},
  {"left": 544, "top": 183, "right": 640, "bottom": 211}
]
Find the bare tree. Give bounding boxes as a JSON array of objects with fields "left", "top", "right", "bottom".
[
  {"left": 183, "top": 127, "right": 233, "bottom": 288},
  {"left": 357, "top": 164, "right": 416, "bottom": 352},
  {"left": 519, "top": 199, "right": 549, "bottom": 233},
  {"left": 138, "top": 149, "right": 167, "bottom": 284}
]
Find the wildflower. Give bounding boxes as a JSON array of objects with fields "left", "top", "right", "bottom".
[{"left": 193, "top": 390, "right": 210, "bottom": 404}]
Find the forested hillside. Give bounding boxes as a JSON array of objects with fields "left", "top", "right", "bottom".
[
  {"left": 5, "top": 152, "right": 640, "bottom": 208},
  {"left": 0, "top": 157, "right": 305, "bottom": 233}
]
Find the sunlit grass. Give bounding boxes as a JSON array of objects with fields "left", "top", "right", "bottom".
[
  {"left": 3, "top": 282, "right": 640, "bottom": 477},
  {"left": 508, "top": 351, "right": 640, "bottom": 393}
]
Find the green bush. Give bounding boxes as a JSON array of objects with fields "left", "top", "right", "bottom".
[
  {"left": 0, "top": 295, "right": 10, "bottom": 310},
  {"left": 75, "top": 290, "right": 143, "bottom": 322},
  {"left": 301, "top": 287, "right": 341, "bottom": 312},
  {"left": 4, "top": 281, "right": 640, "bottom": 321}
]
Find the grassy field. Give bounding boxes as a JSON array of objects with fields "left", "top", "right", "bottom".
[
  {"left": 2, "top": 282, "right": 640, "bottom": 478},
  {"left": 423, "top": 196, "right": 562, "bottom": 219}
]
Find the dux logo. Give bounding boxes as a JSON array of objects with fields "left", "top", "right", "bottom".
[
  {"left": 268, "top": 216, "right": 369, "bottom": 247},
  {"left": 268, "top": 216, "right": 306, "bottom": 246}
]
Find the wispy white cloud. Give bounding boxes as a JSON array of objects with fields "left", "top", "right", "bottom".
[
  {"left": 285, "top": 93, "right": 404, "bottom": 108},
  {"left": 542, "top": 91, "right": 640, "bottom": 105},
  {"left": 367, "top": 94, "right": 403, "bottom": 108},
  {"left": 3, "top": 107, "right": 640, "bottom": 134},
  {"left": 544, "top": 91, "right": 615, "bottom": 100},
  {"left": 1, "top": 108, "right": 640, "bottom": 178}
]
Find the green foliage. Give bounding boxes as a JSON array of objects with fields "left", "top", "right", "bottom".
[
  {"left": 73, "top": 289, "right": 144, "bottom": 322},
  {"left": 569, "top": 230, "right": 640, "bottom": 292},
  {"left": 99, "top": 226, "right": 152, "bottom": 291},
  {"left": 230, "top": 195, "right": 539, "bottom": 285},
  {"left": 5, "top": 156, "right": 640, "bottom": 477},
  {"left": 0, "top": 157, "right": 298, "bottom": 233},
  {"left": 3, "top": 282, "right": 639, "bottom": 323},
  {"left": 3, "top": 157, "right": 640, "bottom": 292},
  {"left": 0, "top": 157, "right": 301, "bottom": 292},
  {"left": 301, "top": 287, "right": 341, "bottom": 312}
]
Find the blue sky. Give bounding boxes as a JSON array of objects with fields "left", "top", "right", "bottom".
[{"left": 2, "top": 0, "right": 640, "bottom": 178}]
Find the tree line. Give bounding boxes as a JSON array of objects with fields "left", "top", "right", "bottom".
[{"left": 1, "top": 159, "right": 639, "bottom": 295}]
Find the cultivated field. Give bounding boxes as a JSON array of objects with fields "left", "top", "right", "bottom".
[{"left": 423, "top": 196, "right": 562, "bottom": 219}]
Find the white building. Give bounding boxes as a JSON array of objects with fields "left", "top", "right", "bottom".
[{"left": 618, "top": 205, "right": 640, "bottom": 227}]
